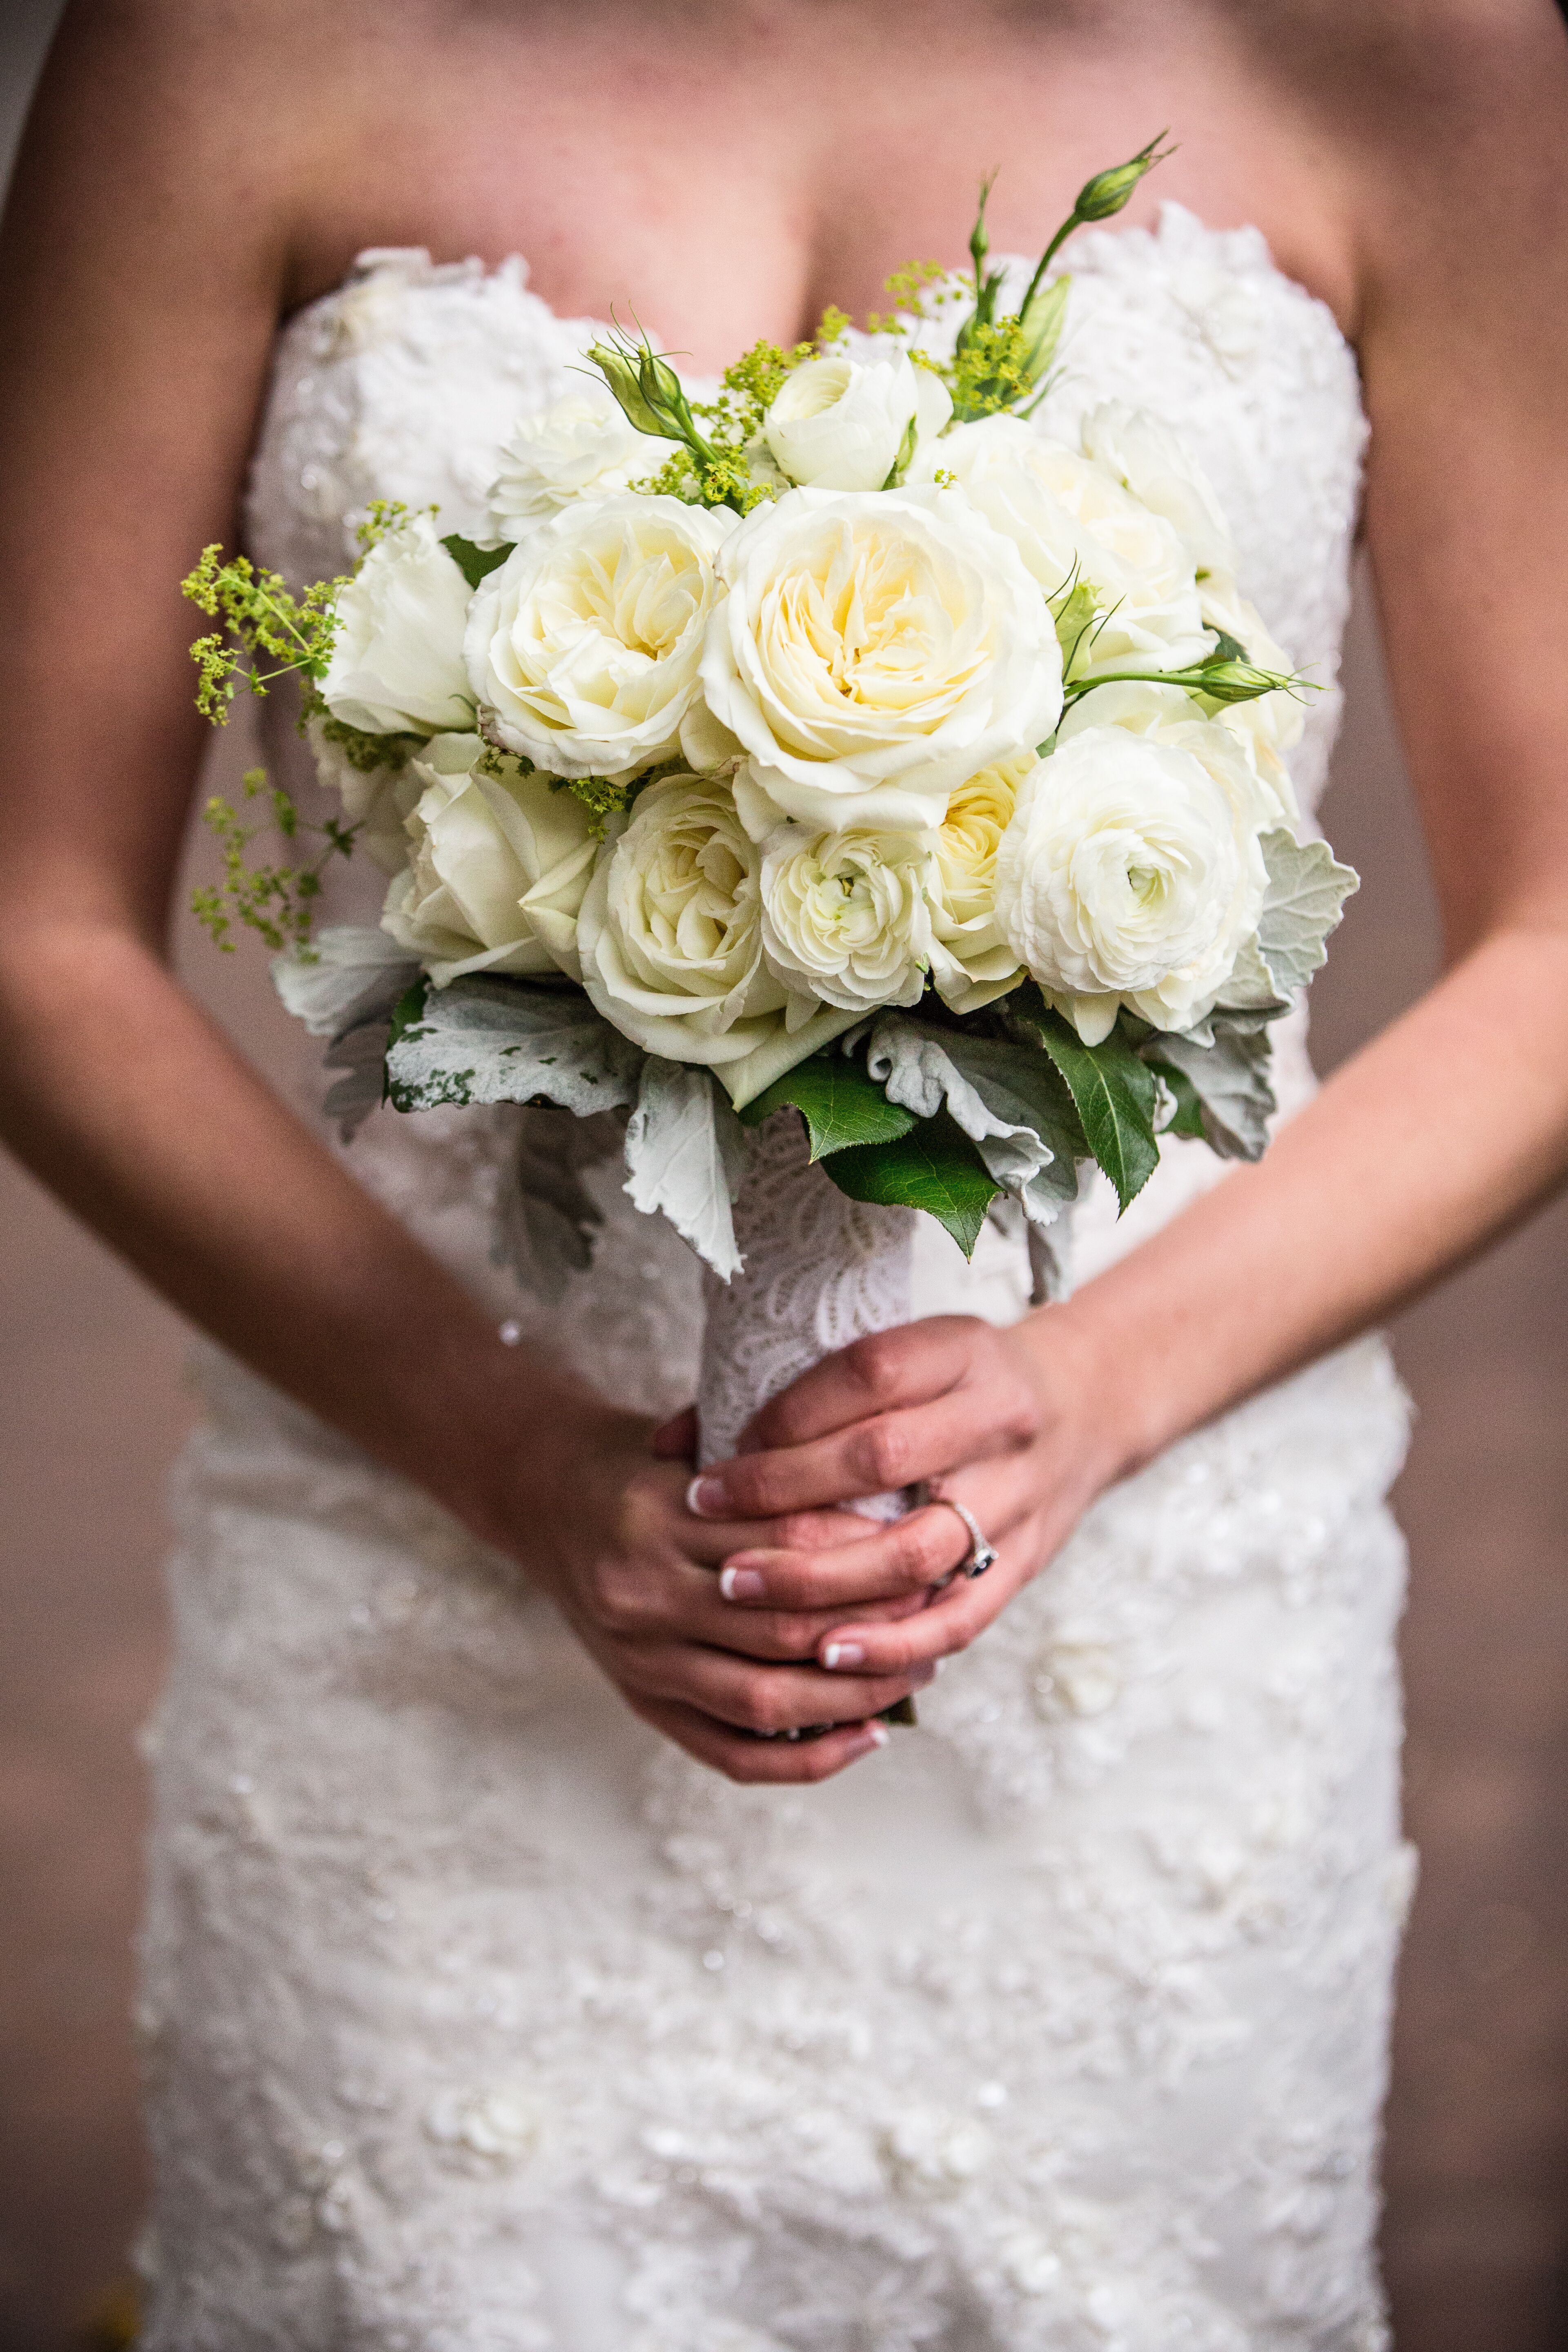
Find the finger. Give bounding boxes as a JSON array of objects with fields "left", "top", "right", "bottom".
[
  {"left": 740, "top": 1318, "right": 977, "bottom": 1451},
  {"left": 815, "top": 1535, "right": 1039, "bottom": 1677},
  {"left": 673, "top": 1496, "right": 891, "bottom": 1567},
  {"left": 712, "top": 1501, "right": 973, "bottom": 1612},
  {"left": 632, "top": 1640, "right": 935, "bottom": 1736},
  {"left": 651, "top": 1405, "right": 697, "bottom": 1461},
  {"left": 625, "top": 1693, "right": 892, "bottom": 1786},
  {"left": 690, "top": 1385, "right": 1029, "bottom": 1522}
]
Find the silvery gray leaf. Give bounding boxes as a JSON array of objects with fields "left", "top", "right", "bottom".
[
  {"left": 272, "top": 927, "right": 420, "bottom": 1041},
  {"left": 492, "top": 1105, "right": 624, "bottom": 1303},
  {"left": 1149, "top": 1025, "right": 1276, "bottom": 1161},
  {"left": 1210, "top": 934, "right": 1290, "bottom": 1028},
  {"left": 385, "top": 977, "right": 642, "bottom": 1115},
  {"left": 1256, "top": 829, "right": 1359, "bottom": 998},
  {"left": 866, "top": 1015, "right": 1081, "bottom": 1225},
  {"left": 320, "top": 1024, "right": 392, "bottom": 1144},
  {"left": 624, "top": 1059, "right": 746, "bottom": 1281}
]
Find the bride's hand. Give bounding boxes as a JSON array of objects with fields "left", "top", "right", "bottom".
[
  {"left": 684, "top": 1314, "right": 1127, "bottom": 1679},
  {"left": 502, "top": 1394, "right": 936, "bottom": 1781}
]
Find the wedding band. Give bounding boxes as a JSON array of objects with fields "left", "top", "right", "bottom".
[{"left": 935, "top": 1497, "right": 998, "bottom": 1579}]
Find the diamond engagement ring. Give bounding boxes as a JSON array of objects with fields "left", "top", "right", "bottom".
[{"left": 935, "top": 1497, "right": 998, "bottom": 1579}]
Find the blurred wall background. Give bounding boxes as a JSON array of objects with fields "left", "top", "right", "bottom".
[{"left": 0, "top": 6, "right": 1564, "bottom": 2347}]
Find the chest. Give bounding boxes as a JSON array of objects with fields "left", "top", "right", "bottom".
[{"left": 293, "top": 1, "right": 1354, "bottom": 359}]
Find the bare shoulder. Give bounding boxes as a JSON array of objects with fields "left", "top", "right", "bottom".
[{"left": 1241, "top": 0, "right": 1568, "bottom": 311}]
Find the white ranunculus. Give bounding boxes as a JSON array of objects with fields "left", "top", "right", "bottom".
[
  {"left": 763, "top": 352, "right": 953, "bottom": 493},
  {"left": 577, "top": 772, "right": 807, "bottom": 1066},
  {"left": 927, "top": 752, "right": 1034, "bottom": 1013},
  {"left": 703, "top": 485, "right": 1063, "bottom": 839},
  {"left": 465, "top": 494, "right": 735, "bottom": 780},
  {"left": 926, "top": 415, "right": 1209, "bottom": 679},
  {"left": 995, "top": 719, "right": 1266, "bottom": 1043},
  {"left": 1190, "top": 577, "right": 1304, "bottom": 825},
  {"left": 760, "top": 824, "right": 937, "bottom": 1013},
  {"left": 321, "top": 514, "right": 477, "bottom": 737},
  {"left": 1078, "top": 401, "right": 1236, "bottom": 582},
  {"left": 381, "top": 737, "right": 597, "bottom": 986},
  {"left": 487, "top": 393, "right": 682, "bottom": 541}
]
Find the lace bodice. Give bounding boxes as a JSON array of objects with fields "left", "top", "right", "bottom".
[{"left": 242, "top": 204, "right": 1368, "bottom": 1387}]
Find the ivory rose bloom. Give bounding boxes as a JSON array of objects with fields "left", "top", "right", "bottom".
[
  {"left": 926, "top": 415, "right": 1209, "bottom": 679},
  {"left": 760, "top": 824, "right": 937, "bottom": 1013},
  {"left": 763, "top": 352, "right": 953, "bottom": 492},
  {"left": 487, "top": 393, "right": 682, "bottom": 540},
  {"left": 927, "top": 752, "right": 1034, "bottom": 1014},
  {"left": 995, "top": 717, "right": 1266, "bottom": 1042},
  {"left": 577, "top": 773, "right": 804, "bottom": 1066},
  {"left": 321, "top": 514, "right": 476, "bottom": 737},
  {"left": 702, "top": 486, "right": 1063, "bottom": 839},
  {"left": 465, "top": 494, "right": 735, "bottom": 779},
  {"left": 308, "top": 718, "right": 431, "bottom": 877},
  {"left": 381, "top": 737, "right": 597, "bottom": 986}
]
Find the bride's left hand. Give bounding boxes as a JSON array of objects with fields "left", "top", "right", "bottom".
[{"left": 684, "top": 1314, "right": 1130, "bottom": 1676}]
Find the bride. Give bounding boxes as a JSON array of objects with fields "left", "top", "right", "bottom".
[{"left": 4, "top": 1, "right": 1568, "bottom": 2343}]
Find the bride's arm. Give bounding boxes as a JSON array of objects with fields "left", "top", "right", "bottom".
[
  {"left": 0, "top": 6, "right": 929, "bottom": 1778},
  {"left": 695, "top": 34, "right": 1568, "bottom": 1672}
]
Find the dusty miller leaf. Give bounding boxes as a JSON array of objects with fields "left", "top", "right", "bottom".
[
  {"left": 1143, "top": 1024, "right": 1276, "bottom": 1162},
  {"left": 865, "top": 1015, "right": 1084, "bottom": 1226},
  {"left": 624, "top": 1059, "right": 747, "bottom": 1281},
  {"left": 492, "top": 1105, "right": 624, "bottom": 1303},
  {"left": 1256, "top": 829, "right": 1359, "bottom": 997},
  {"left": 384, "top": 976, "right": 642, "bottom": 1115}
]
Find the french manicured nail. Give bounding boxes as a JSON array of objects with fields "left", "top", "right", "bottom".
[
  {"left": 822, "top": 1641, "right": 866, "bottom": 1670},
  {"left": 720, "top": 1565, "right": 766, "bottom": 1601},
  {"left": 686, "top": 1475, "right": 726, "bottom": 1518},
  {"left": 861, "top": 1722, "right": 891, "bottom": 1751}
]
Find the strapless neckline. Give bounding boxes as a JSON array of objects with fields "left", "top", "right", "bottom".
[{"left": 286, "top": 201, "right": 1355, "bottom": 374}]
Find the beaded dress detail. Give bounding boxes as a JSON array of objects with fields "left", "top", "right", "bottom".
[{"left": 138, "top": 208, "right": 1414, "bottom": 2352}]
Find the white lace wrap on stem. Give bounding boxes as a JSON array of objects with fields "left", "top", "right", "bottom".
[{"left": 697, "top": 1112, "right": 918, "bottom": 1520}]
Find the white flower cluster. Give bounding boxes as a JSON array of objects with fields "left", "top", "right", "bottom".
[{"left": 316, "top": 358, "right": 1308, "bottom": 1091}]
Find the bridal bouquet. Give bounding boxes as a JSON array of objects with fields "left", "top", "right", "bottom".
[{"left": 186, "top": 137, "right": 1354, "bottom": 1339}]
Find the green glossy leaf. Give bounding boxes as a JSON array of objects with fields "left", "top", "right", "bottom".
[
  {"left": 1004, "top": 991, "right": 1159, "bottom": 1212},
  {"left": 441, "top": 534, "right": 513, "bottom": 590},
  {"left": 822, "top": 1112, "right": 1001, "bottom": 1258},
  {"left": 739, "top": 1049, "right": 916, "bottom": 1159}
]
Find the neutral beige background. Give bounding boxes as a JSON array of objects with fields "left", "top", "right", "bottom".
[{"left": 1, "top": 10, "right": 1565, "bottom": 2346}]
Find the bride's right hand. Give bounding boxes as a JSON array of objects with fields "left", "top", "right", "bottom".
[{"left": 499, "top": 1395, "right": 933, "bottom": 1783}]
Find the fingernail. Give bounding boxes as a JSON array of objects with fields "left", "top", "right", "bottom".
[
  {"left": 822, "top": 1641, "right": 866, "bottom": 1670},
  {"left": 719, "top": 1565, "right": 766, "bottom": 1601},
  {"left": 686, "top": 1475, "right": 725, "bottom": 1518},
  {"left": 863, "top": 1722, "right": 890, "bottom": 1749}
]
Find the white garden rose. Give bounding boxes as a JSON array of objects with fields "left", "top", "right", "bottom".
[
  {"left": 1078, "top": 401, "right": 1236, "bottom": 581},
  {"left": 760, "top": 824, "right": 937, "bottom": 1013},
  {"left": 381, "top": 737, "right": 597, "bottom": 986},
  {"left": 321, "top": 514, "right": 477, "bottom": 737},
  {"left": 465, "top": 494, "right": 735, "bottom": 780},
  {"left": 576, "top": 772, "right": 807, "bottom": 1066},
  {"left": 927, "top": 751, "right": 1034, "bottom": 1013},
  {"left": 763, "top": 352, "right": 952, "bottom": 492},
  {"left": 995, "top": 717, "right": 1267, "bottom": 1043},
  {"left": 702, "top": 486, "right": 1063, "bottom": 839},
  {"left": 924, "top": 415, "right": 1209, "bottom": 679},
  {"left": 487, "top": 393, "right": 682, "bottom": 540}
]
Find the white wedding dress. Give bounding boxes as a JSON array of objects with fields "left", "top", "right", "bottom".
[{"left": 137, "top": 207, "right": 1415, "bottom": 2351}]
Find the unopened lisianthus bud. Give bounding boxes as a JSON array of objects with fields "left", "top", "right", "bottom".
[{"left": 1073, "top": 134, "right": 1172, "bottom": 223}]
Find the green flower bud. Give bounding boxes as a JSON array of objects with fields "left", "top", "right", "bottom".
[
  {"left": 1017, "top": 273, "right": 1071, "bottom": 384},
  {"left": 1072, "top": 133, "right": 1173, "bottom": 224},
  {"left": 587, "top": 340, "right": 671, "bottom": 438}
]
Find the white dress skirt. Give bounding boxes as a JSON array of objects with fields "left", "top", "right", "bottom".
[{"left": 137, "top": 207, "right": 1415, "bottom": 2351}]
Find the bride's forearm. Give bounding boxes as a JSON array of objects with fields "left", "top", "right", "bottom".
[
  {"left": 1048, "top": 922, "right": 1568, "bottom": 1476},
  {"left": 0, "top": 915, "right": 577, "bottom": 1542}
]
